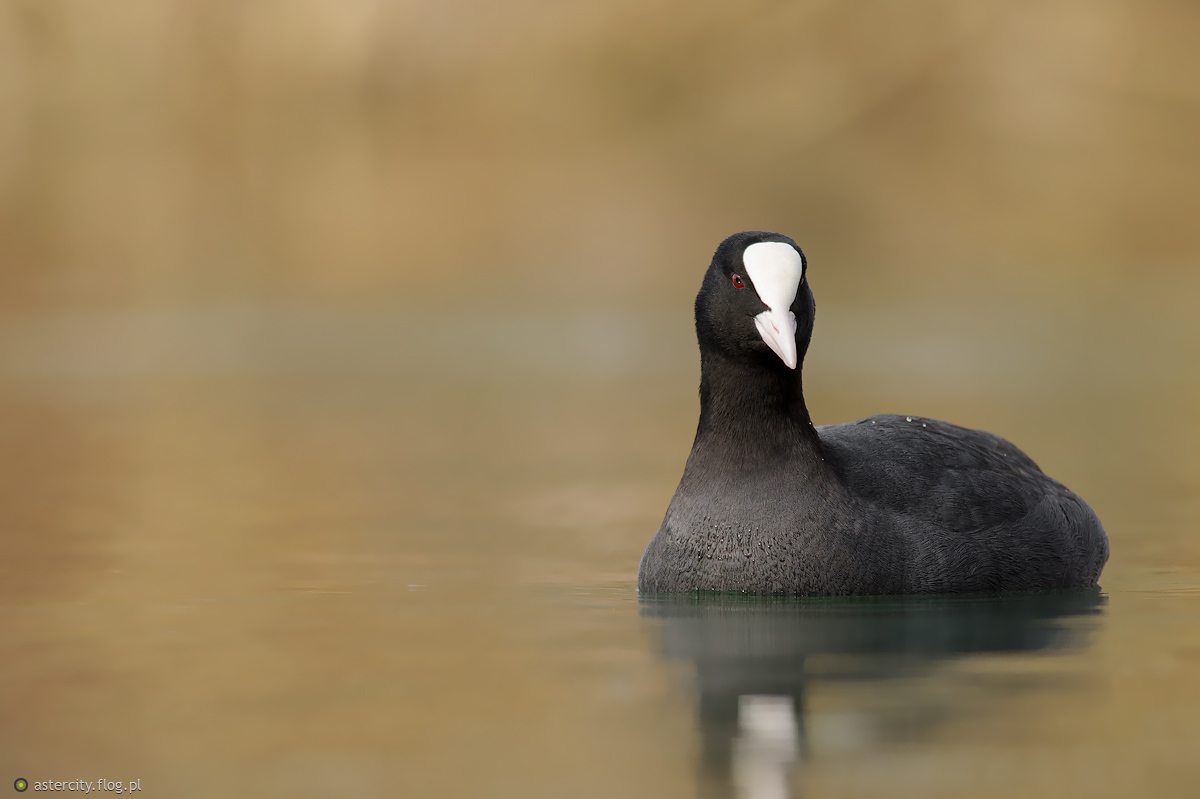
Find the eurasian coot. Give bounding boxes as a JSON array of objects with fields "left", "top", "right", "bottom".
[{"left": 637, "top": 231, "right": 1109, "bottom": 594}]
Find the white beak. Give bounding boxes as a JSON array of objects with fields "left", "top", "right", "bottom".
[
  {"left": 742, "top": 241, "right": 804, "bottom": 370},
  {"left": 754, "top": 308, "right": 798, "bottom": 369}
]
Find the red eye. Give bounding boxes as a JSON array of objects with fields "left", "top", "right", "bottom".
[{"left": 731, "top": 274, "right": 745, "bottom": 289}]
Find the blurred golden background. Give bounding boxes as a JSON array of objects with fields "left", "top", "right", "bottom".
[
  {"left": 1, "top": 2, "right": 1199, "bottom": 798},
  {"left": 2, "top": 0, "right": 1198, "bottom": 307}
]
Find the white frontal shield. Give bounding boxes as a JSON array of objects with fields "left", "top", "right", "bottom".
[{"left": 742, "top": 242, "right": 803, "bottom": 369}]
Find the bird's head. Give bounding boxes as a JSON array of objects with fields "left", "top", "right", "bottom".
[{"left": 695, "top": 231, "right": 813, "bottom": 371}]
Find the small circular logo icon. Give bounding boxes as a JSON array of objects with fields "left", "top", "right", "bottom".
[{"left": 14, "top": 779, "right": 28, "bottom": 792}]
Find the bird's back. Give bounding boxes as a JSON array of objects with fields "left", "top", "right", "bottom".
[{"left": 818, "top": 415, "right": 1109, "bottom": 592}]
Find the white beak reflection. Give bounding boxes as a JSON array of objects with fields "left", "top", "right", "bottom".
[{"left": 732, "top": 695, "right": 800, "bottom": 799}]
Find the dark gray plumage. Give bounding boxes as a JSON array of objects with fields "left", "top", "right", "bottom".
[{"left": 637, "top": 231, "right": 1109, "bottom": 595}]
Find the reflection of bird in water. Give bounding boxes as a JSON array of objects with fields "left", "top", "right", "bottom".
[
  {"left": 642, "top": 591, "right": 1104, "bottom": 799},
  {"left": 732, "top": 695, "right": 799, "bottom": 799},
  {"left": 638, "top": 231, "right": 1109, "bottom": 595}
]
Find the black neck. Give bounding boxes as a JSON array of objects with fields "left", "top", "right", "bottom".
[{"left": 689, "top": 349, "right": 826, "bottom": 472}]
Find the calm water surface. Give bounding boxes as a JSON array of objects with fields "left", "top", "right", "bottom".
[{"left": 2, "top": 297, "right": 1199, "bottom": 798}]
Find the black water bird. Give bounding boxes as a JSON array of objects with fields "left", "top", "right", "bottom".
[{"left": 637, "top": 231, "right": 1109, "bottom": 594}]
